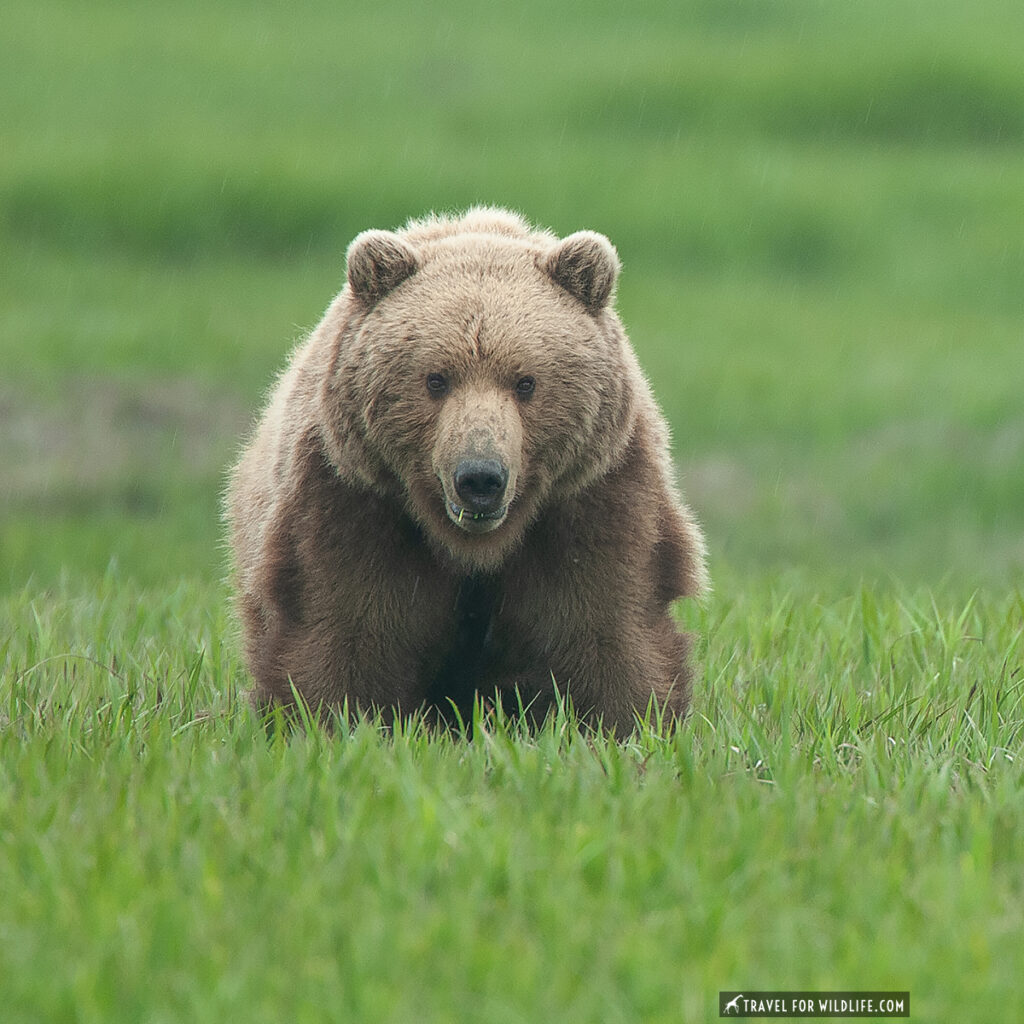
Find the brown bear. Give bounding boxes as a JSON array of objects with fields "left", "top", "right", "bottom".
[{"left": 227, "top": 207, "right": 707, "bottom": 734}]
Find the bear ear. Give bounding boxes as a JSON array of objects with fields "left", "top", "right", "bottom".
[
  {"left": 346, "top": 230, "right": 419, "bottom": 306},
  {"left": 542, "top": 231, "right": 621, "bottom": 312}
]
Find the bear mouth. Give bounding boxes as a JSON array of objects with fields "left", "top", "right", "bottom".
[{"left": 445, "top": 500, "right": 509, "bottom": 533}]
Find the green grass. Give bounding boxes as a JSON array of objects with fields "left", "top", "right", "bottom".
[
  {"left": 2, "top": 0, "right": 1024, "bottom": 1020},
  {"left": 2, "top": 578, "right": 1022, "bottom": 1022}
]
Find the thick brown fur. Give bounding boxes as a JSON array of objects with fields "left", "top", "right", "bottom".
[{"left": 227, "top": 207, "right": 708, "bottom": 734}]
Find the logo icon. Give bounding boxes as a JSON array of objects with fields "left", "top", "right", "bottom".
[{"left": 724, "top": 994, "right": 743, "bottom": 1015}]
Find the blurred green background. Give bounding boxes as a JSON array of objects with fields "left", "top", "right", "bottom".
[{"left": 2, "top": 0, "right": 1023, "bottom": 592}]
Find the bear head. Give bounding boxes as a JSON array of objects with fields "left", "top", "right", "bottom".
[{"left": 320, "top": 209, "right": 641, "bottom": 573}]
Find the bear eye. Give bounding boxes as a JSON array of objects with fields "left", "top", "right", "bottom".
[
  {"left": 515, "top": 375, "right": 536, "bottom": 398},
  {"left": 426, "top": 373, "right": 449, "bottom": 397}
]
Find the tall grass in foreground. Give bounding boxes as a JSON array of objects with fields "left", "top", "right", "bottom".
[{"left": 2, "top": 576, "right": 1021, "bottom": 1022}]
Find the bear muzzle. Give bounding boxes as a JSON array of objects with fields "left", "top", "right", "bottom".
[{"left": 446, "top": 457, "right": 510, "bottom": 532}]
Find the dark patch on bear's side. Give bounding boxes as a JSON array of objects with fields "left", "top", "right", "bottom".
[
  {"left": 263, "top": 525, "right": 304, "bottom": 626},
  {"left": 426, "top": 574, "right": 500, "bottom": 726}
]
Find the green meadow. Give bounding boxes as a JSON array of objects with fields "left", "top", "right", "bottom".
[{"left": 2, "top": 1, "right": 1022, "bottom": 1021}]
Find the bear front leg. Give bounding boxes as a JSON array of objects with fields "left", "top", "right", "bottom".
[
  {"left": 479, "top": 609, "right": 692, "bottom": 736},
  {"left": 489, "top": 511, "right": 699, "bottom": 734},
  {"left": 572, "top": 618, "right": 694, "bottom": 734},
  {"left": 239, "top": 487, "right": 463, "bottom": 720}
]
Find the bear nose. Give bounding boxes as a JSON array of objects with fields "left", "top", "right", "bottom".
[{"left": 453, "top": 458, "right": 509, "bottom": 513}]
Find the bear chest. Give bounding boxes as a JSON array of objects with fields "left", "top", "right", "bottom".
[{"left": 425, "top": 575, "right": 500, "bottom": 721}]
